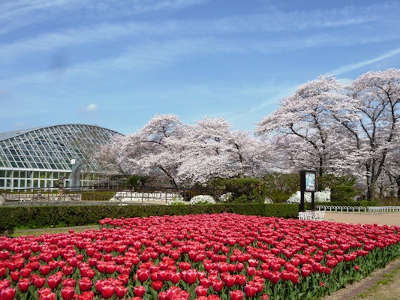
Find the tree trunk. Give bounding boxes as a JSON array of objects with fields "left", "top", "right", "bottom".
[
  {"left": 396, "top": 176, "right": 400, "bottom": 199},
  {"left": 319, "top": 156, "right": 323, "bottom": 177},
  {"left": 366, "top": 180, "right": 376, "bottom": 201}
]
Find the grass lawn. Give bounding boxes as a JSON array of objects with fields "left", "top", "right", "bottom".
[{"left": 11, "top": 224, "right": 99, "bottom": 236}]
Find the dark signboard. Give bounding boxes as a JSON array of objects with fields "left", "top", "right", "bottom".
[{"left": 300, "top": 170, "right": 317, "bottom": 192}]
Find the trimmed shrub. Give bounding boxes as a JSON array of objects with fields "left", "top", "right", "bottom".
[
  {"left": 0, "top": 203, "right": 299, "bottom": 234},
  {"left": 318, "top": 174, "right": 360, "bottom": 202},
  {"left": 125, "top": 175, "right": 148, "bottom": 191},
  {"left": 262, "top": 173, "right": 299, "bottom": 203},
  {"left": 209, "top": 178, "right": 268, "bottom": 203}
]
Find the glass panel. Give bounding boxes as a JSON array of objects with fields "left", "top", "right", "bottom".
[
  {"left": 0, "top": 179, "right": 4, "bottom": 187},
  {"left": 33, "top": 180, "right": 38, "bottom": 188},
  {"left": 13, "top": 179, "right": 18, "bottom": 188},
  {"left": 0, "top": 170, "right": 5, "bottom": 177},
  {"left": 20, "top": 180, "right": 25, "bottom": 188}
]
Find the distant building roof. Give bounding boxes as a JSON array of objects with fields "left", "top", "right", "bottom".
[
  {"left": 0, "top": 123, "right": 122, "bottom": 171},
  {"left": 0, "top": 124, "right": 120, "bottom": 142}
]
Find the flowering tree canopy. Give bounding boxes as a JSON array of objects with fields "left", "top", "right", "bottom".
[
  {"left": 255, "top": 77, "right": 348, "bottom": 176},
  {"left": 256, "top": 69, "right": 400, "bottom": 200},
  {"left": 99, "top": 69, "right": 400, "bottom": 199},
  {"left": 338, "top": 69, "right": 400, "bottom": 199},
  {"left": 99, "top": 115, "right": 273, "bottom": 188}
]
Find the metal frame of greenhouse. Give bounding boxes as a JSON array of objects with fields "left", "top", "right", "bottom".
[{"left": 0, "top": 124, "right": 122, "bottom": 190}]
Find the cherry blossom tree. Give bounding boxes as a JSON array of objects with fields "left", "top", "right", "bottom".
[
  {"left": 255, "top": 76, "right": 347, "bottom": 176},
  {"left": 256, "top": 69, "right": 400, "bottom": 200},
  {"left": 177, "top": 118, "right": 273, "bottom": 185},
  {"left": 98, "top": 115, "right": 274, "bottom": 188},
  {"left": 380, "top": 126, "right": 400, "bottom": 198},
  {"left": 96, "top": 134, "right": 136, "bottom": 175},
  {"left": 334, "top": 69, "right": 400, "bottom": 200}
]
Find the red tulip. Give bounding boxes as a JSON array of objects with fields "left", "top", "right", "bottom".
[
  {"left": 100, "top": 285, "right": 114, "bottom": 299},
  {"left": 137, "top": 269, "right": 149, "bottom": 282},
  {"left": 38, "top": 288, "right": 56, "bottom": 300},
  {"left": 244, "top": 285, "right": 258, "bottom": 297},
  {"left": 151, "top": 280, "right": 163, "bottom": 291},
  {"left": 39, "top": 265, "right": 51, "bottom": 276},
  {"left": 212, "top": 280, "right": 224, "bottom": 292},
  {"left": 0, "top": 287, "right": 16, "bottom": 300},
  {"left": 134, "top": 285, "right": 146, "bottom": 297},
  {"left": 17, "top": 279, "right": 30, "bottom": 292},
  {"left": 33, "top": 276, "right": 46, "bottom": 288},
  {"left": 115, "top": 286, "right": 127, "bottom": 298},
  {"left": 229, "top": 290, "right": 244, "bottom": 300},
  {"left": 195, "top": 286, "right": 208, "bottom": 297},
  {"left": 0, "top": 268, "right": 6, "bottom": 277},
  {"left": 62, "top": 278, "right": 76, "bottom": 288},
  {"left": 10, "top": 271, "right": 19, "bottom": 282},
  {"left": 79, "top": 277, "right": 92, "bottom": 292},
  {"left": 47, "top": 275, "right": 61, "bottom": 289},
  {"left": 61, "top": 287, "right": 75, "bottom": 300}
]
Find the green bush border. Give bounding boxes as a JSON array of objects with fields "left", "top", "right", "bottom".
[{"left": 0, "top": 203, "right": 298, "bottom": 234}]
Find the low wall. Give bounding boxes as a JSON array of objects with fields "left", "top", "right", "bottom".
[{"left": 2, "top": 193, "right": 82, "bottom": 202}]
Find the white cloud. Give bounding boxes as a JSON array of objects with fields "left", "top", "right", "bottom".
[
  {"left": 3, "top": 35, "right": 400, "bottom": 89},
  {"left": 0, "top": 38, "right": 234, "bottom": 86},
  {"left": 0, "top": 0, "right": 210, "bottom": 35},
  {"left": 328, "top": 47, "right": 400, "bottom": 76},
  {"left": 1, "top": 2, "right": 398, "bottom": 62},
  {"left": 85, "top": 103, "right": 97, "bottom": 112}
]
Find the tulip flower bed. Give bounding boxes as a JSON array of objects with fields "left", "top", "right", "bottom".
[{"left": 1, "top": 214, "right": 400, "bottom": 300}]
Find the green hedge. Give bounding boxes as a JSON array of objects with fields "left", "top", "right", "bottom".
[
  {"left": 208, "top": 177, "right": 268, "bottom": 203},
  {"left": 81, "top": 191, "right": 116, "bottom": 201},
  {"left": 0, "top": 203, "right": 298, "bottom": 234},
  {"left": 311, "top": 200, "right": 378, "bottom": 207}
]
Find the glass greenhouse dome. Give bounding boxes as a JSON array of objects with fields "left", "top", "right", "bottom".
[{"left": 0, "top": 124, "right": 122, "bottom": 190}]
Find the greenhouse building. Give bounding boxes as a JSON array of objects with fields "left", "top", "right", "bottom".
[{"left": 0, "top": 124, "right": 122, "bottom": 190}]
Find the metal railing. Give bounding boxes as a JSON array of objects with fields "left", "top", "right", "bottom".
[
  {"left": 317, "top": 205, "right": 400, "bottom": 213},
  {"left": 367, "top": 206, "right": 400, "bottom": 213}
]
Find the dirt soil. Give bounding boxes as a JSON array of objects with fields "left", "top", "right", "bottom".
[{"left": 325, "top": 212, "right": 400, "bottom": 226}]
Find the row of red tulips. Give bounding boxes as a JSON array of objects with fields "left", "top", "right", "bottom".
[{"left": 0, "top": 213, "right": 400, "bottom": 299}]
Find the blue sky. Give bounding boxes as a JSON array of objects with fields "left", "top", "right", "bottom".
[{"left": 1, "top": 0, "right": 400, "bottom": 134}]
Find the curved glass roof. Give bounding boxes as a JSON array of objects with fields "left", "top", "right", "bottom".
[{"left": 0, "top": 124, "right": 122, "bottom": 171}]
